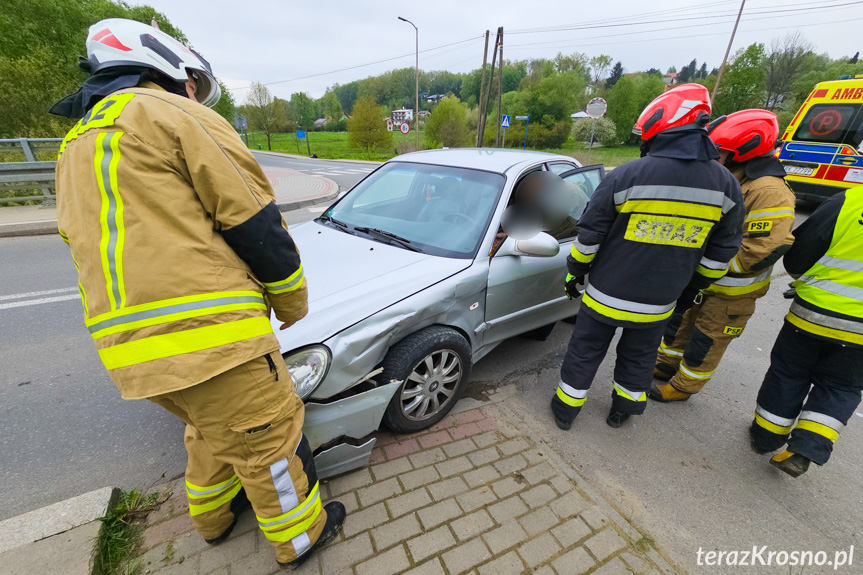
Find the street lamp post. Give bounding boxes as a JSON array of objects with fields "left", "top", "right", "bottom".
[{"left": 398, "top": 16, "right": 419, "bottom": 150}]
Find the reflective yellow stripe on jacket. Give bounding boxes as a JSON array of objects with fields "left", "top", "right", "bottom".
[
  {"left": 582, "top": 284, "right": 675, "bottom": 324},
  {"left": 98, "top": 315, "right": 273, "bottom": 370},
  {"left": 791, "top": 188, "right": 863, "bottom": 344},
  {"left": 94, "top": 131, "right": 127, "bottom": 310}
]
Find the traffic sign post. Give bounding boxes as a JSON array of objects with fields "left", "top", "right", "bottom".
[
  {"left": 585, "top": 98, "right": 608, "bottom": 163},
  {"left": 501, "top": 115, "right": 510, "bottom": 147},
  {"left": 515, "top": 115, "right": 530, "bottom": 150}
]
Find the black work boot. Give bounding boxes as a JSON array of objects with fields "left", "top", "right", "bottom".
[
  {"left": 748, "top": 425, "right": 771, "bottom": 455},
  {"left": 653, "top": 364, "right": 675, "bottom": 382},
  {"left": 550, "top": 397, "right": 572, "bottom": 430},
  {"left": 770, "top": 451, "right": 811, "bottom": 478},
  {"left": 606, "top": 409, "right": 631, "bottom": 428},
  {"left": 205, "top": 487, "right": 251, "bottom": 545},
  {"left": 279, "top": 501, "right": 346, "bottom": 570}
]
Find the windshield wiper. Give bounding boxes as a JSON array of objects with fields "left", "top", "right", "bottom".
[
  {"left": 317, "top": 214, "right": 350, "bottom": 232},
  {"left": 354, "top": 226, "right": 423, "bottom": 253}
]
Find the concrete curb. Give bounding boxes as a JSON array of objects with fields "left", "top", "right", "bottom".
[
  {"left": 0, "top": 486, "right": 118, "bottom": 554},
  {"left": 0, "top": 190, "right": 339, "bottom": 239}
]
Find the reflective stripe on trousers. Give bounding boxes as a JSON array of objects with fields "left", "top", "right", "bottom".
[
  {"left": 186, "top": 475, "right": 243, "bottom": 516},
  {"left": 556, "top": 381, "right": 588, "bottom": 407},
  {"left": 754, "top": 405, "right": 795, "bottom": 435}
]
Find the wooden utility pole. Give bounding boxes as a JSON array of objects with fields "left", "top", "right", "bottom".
[
  {"left": 478, "top": 32, "right": 499, "bottom": 148},
  {"left": 712, "top": 0, "right": 746, "bottom": 102},
  {"left": 495, "top": 27, "right": 504, "bottom": 147},
  {"left": 476, "top": 31, "right": 490, "bottom": 147}
]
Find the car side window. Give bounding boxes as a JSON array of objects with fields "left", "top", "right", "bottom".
[
  {"left": 559, "top": 166, "right": 604, "bottom": 224},
  {"left": 547, "top": 162, "right": 577, "bottom": 176}
]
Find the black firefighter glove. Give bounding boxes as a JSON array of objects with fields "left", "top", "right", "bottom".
[
  {"left": 674, "top": 285, "right": 702, "bottom": 315},
  {"left": 564, "top": 273, "right": 585, "bottom": 300}
]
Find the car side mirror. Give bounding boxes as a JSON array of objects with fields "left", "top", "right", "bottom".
[{"left": 497, "top": 232, "right": 560, "bottom": 258}]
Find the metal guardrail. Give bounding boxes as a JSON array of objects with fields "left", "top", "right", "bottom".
[{"left": 0, "top": 138, "right": 62, "bottom": 205}]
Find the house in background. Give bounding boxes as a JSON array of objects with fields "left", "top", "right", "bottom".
[
  {"left": 314, "top": 118, "right": 328, "bottom": 128},
  {"left": 418, "top": 110, "right": 430, "bottom": 119},
  {"left": 384, "top": 117, "right": 394, "bottom": 131},
  {"left": 392, "top": 108, "right": 413, "bottom": 123},
  {"left": 662, "top": 72, "right": 679, "bottom": 88}
]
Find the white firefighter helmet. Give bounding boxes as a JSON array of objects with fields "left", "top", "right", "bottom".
[{"left": 85, "top": 18, "right": 221, "bottom": 107}]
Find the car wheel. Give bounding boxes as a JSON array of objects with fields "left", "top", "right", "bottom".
[{"left": 377, "top": 326, "right": 472, "bottom": 434}]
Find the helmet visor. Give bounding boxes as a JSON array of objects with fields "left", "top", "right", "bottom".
[{"left": 189, "top": 69, "right": 221, "bottom": 108}]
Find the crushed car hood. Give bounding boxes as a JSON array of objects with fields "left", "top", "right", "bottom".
[{"left": 271, "top": 221, "right": 471, "bottom": 352}]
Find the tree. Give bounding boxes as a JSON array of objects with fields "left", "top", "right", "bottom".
[
  {"left": 645, "top": 68, "right": 661, "bottom": 76},
  {"left": 589, "top": 55, "right": 613, "bottom": 84},
  {"left": 764, "top": 32, "right": 816, "bottom": 110},
  {"left": 667, "top": 65, "right": 677, "bottom": 73},
  {"left": 244, "top": 82, "right": 285, "bottom": 150},
  {"left": 713, "top": 43, "right": 768, "bottom": 115},
  {"left": 212, "top": 79, "right": 236, "bottom": 124},
  {"left": 554, "top": 52, "right": 588, "bottom": 74},
  {"left": 425, "top": 95, "right": 471, "bottom": 148},
  {"left": 320, "top": 90, "right": 343, "bottom": 129},
  {"left": 1, "top": 0, "right": 186, "bottom": 137},
  {"left": 347, "top": 96, "right": 391, "bottom": 156},
  {"left": 679, "top": 59, "right": 697, "bottom": 83},
  {"left": 606, "top": 62, "right": 624, "bottom": 89},
  {"left": 571, "top": 117, "right": 618, "bottom": 147},
  {"left": 290, "top": 92, "right": 316, "bottom": 130},
  {"left": 699, "top": 63, "right": 708, "bottom": 79}
]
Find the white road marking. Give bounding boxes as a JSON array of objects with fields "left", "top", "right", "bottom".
[
  {"left": 0, "top": 293, "right": 81, "bottom": 310},
  {"left": 0, "top": 287, "right": 79, "bottom": 302}
]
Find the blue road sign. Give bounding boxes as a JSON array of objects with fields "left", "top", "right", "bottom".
[
  {"left": 297, "top": 130, "right": 306, "bottom": 139},
  {"left": 501, "top": 115, "right": 511, "bottom": 129}
]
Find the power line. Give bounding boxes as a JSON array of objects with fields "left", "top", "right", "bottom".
[
  {"left": 507, "top": 0, "right": 863, "bottom": 35},
  {"left": 505, "top": 5, "right": 859, "bottom": 51},
  {"left": 504, "top": 15, "right": 863, "bottom": 54},
  {"left": 226, "top": 36, "right": 482, "bottom": 92}
]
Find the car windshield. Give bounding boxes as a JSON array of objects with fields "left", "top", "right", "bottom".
[
  {"left": 793, "top": 103, "right": 863, "bottom": 148},
  {"left": 323, "top": 161, "right": 506, "bottom": 259}
]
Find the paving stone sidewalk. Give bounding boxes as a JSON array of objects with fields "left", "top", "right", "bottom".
[{"left": 135, "top": 404, "right": 678, "bottom": 575}]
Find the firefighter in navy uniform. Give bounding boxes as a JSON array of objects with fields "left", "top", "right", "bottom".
[
  {"left": 749, "top": 185, "right": 863, "bottom": 477},
  {"left": 651, "top": 110, "right": 796, "bottom": 401},
  {"left": 51, "top": 19, "right": 344, "bottom": 568},
  {"left": 552, "top": 84, "right": 744, "bottom": 430}
]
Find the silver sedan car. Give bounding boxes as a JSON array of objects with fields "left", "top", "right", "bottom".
[{"left": 271, "top": 149, "right": 605, "bottom": 477}]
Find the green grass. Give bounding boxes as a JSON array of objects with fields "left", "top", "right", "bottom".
[
  {"left": 245, "top": 130, "right": 641, "bottom": 167},
  {"left": 93, "top": 489, "right": 162, "bottom": 575}
]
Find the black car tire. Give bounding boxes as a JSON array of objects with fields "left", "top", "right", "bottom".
[{"left": 376, "top": 326, "right": 472, "bottom": 434}]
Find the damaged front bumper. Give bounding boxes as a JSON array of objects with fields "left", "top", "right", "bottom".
[{"left": 305, "top": 380, "right": 400, "bottom": 478}]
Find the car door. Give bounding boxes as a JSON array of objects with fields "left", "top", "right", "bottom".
[{"left": 483, "top": 163, "right": 605, "bottom": 345}]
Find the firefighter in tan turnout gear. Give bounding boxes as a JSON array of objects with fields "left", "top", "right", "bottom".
[
  {"left": 50, "top": 18, "right": 344, "bottom": 568},
  {"left": 651, "top": 110, "right": 796, "bottom": 402}
]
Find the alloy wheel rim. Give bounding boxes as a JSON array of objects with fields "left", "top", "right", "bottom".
[{"left": 400, "top": 349, "right": 461, "bottom": 421}]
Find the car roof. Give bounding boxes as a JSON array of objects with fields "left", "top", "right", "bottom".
[{"left": 389, "top": 148, "right": 581, "bottom": 174}]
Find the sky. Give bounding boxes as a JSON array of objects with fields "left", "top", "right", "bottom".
[{"left": 138, "top": 0, "right": 863, "bottom": 101}]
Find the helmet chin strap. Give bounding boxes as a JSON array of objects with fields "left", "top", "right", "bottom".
[{"left": 146, "top": 70, "right": 190, "bottom": 99}]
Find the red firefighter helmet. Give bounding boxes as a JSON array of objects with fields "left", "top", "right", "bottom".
[
  {"left": 707, "top": 109, "right": 780, "bottom": 162},
  {"left": 632, "top": 83, "right": 712, "bottom": 140}
]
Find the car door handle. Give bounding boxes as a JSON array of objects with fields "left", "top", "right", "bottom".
[{"left": 839, "top": 157, "right": 857, "bottom": 165}]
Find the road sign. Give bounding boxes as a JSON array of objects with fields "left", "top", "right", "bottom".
[
  {"left": 297, "top": 130, "right": 306, "bottom": 139},
  {"left": 400, "top": 122, "right": 411, "bottom": 135},
  {"left": 515, "top": 115, "right": 529, "bottom": 121},
  {"left": 234, "top": 116, "right": 247, "bottom": 131},
  {"left": 501, "top": 115, "right": 511, "bottom": 129},
  {"left": 586, "top": 98, "right": 608, "bottom": 119}
]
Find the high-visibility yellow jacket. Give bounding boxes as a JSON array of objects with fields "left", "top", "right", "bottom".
[
  {"left": 785, "top": 185, "right": 863, "bottom": 347},
  {"left": 56, "top": 83, "right": 307, "bottom": 399},
  {"left": 705, "top": 157, "right": 796, "bottom": 299}
]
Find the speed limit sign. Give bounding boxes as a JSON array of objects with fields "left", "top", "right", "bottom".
[{"left": 400, "top": 122, "right": 411, "bottom": 135}]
